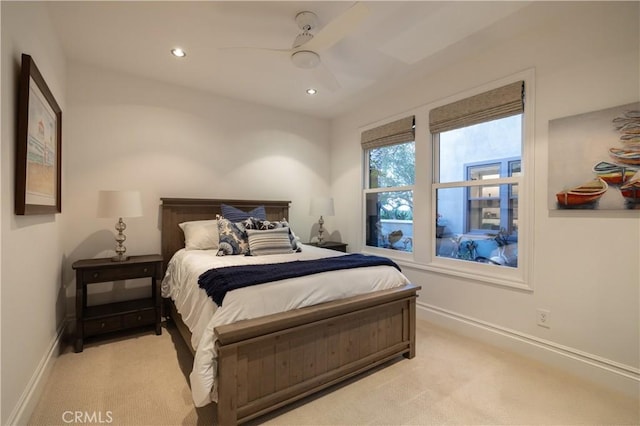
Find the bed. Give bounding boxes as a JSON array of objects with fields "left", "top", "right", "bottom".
[{"left": 160, "top": 198, "right": 420, "bottom": 425}]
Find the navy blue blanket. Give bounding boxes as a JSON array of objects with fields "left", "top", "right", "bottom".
[{"left": 198, "top": 253, "right": 401, "bottom": 306}]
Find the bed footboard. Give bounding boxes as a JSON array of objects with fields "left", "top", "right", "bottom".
[{"left": 214, "top": 283, "right": 419, "bottom": 425}]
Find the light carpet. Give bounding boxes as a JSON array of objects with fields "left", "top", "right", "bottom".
[{"left": 28, "top": 320, "right": 639, "bottom": 425}]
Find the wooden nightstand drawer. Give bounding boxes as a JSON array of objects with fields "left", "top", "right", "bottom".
[
  {"left": 123, "top": 309, "right": 155, "bottom": 328},
  {"left": 82, "top": 264, "right": 157, "bottom": 283},
  {"left": 84, "top": 316, "right": 122, "bottom": 335},
  {"left": 72, "top": 254, "right": 163, "bottom": 352}
]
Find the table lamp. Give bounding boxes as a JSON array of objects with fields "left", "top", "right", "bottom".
[
  {"left": 97, "top": 190, "right": 143, "bottom": 261},
  {"left": 310, "top": 197, "right": 334, "bottom": 245}
]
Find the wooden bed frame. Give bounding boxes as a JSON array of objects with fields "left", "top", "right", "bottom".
[{"left": 160, "top": 198, "right": 420, "bottom": 425}]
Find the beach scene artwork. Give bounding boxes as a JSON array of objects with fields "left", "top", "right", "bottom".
[
  {"left": 26, "top": 77, "right": 57, "bottom": 206},
  {"left": 549, "top": 102, "right": 640, "bottom": 210}
]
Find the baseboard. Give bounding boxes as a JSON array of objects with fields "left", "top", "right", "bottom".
[
  {"left": 5, "top": 320, "right": 67, "bottom": 426},
  {"left": 416, "top": 301, "right": 640, "bottom": 398}
]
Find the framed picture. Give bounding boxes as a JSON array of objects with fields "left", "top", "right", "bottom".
[
  {"left": 16, "top": 53, "right": 62, "bottom": 215},
  {"left": 548, "top": 102, "right": 640, "bottom": 210}
]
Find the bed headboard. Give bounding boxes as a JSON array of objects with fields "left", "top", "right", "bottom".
[{"left": 160, "top": 198, "right": 291, "bottom": 270}]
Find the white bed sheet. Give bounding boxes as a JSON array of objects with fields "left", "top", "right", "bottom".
[{"left": 161, "top": 244, "right": 410, "bottom": 407}]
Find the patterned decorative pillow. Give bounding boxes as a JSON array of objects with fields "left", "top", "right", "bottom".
[
  {"left": 245, "top": 218, "right": 301, "bottom": 252},
  {"left": 247, "top": 227, "right": 294, "bottom": 256},
  {"left": 279, "top": 219, "right": 302, "bottom": 252},
  {"left": 220, "top": 204, "right": 267, "bottom": 222},
  {"left": 216, "top": 218, "right": 251, "bottom": 256}
]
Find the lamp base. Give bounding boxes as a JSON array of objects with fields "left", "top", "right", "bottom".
[
  {"left": 317, "top": 215, "right": 325, "bottom": 245},
  {"left": 112, "top": 218, "right": 128, "bottom": 262}
]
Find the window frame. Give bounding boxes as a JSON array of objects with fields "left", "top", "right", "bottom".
[
  {"left": 359, "top": 70, "right": 534, "bottom": 290},
  {"left": 363, "top": 142, "right": 416, "bottom": 255},
  {"left": 428, "top": 72, "right": 534, "bottom": 290},
  {"left": 361, "top": 116, "right": 416, "bottom": 259}
]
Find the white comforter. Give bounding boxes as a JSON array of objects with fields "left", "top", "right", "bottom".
[{"left": 161, "top": 244, "right": 410, "bottom": 407}]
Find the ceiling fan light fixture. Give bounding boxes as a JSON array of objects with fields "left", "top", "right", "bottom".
[
  {"left": 292, "top": 32, "right": 314, "bottom": 49},
  {"left": 171, "top": 48, "right": 186, "bottom": 58},
  {"left": 291, "top": 50, "right": 320, "bottom": 69},
  {"left": 295, "top": 11, "right": 318, "bottom": 31}
]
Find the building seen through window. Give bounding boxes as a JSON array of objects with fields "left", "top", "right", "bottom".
[
  {"left": 435, "top": 114, "right": 522, "bottom": 267},
  {"left": 361, "top": 80, "right": 527, "bottom": 278}
]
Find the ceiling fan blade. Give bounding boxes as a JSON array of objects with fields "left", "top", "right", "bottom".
[
  {"left": 218, "top": 46, "right": 291, "bottom": 55},
  {"left": 303, "top": 2, "right": 369, "bottom": 52},
  {"left": 312, "top": 61, "right": 341, "bottom": 92}
]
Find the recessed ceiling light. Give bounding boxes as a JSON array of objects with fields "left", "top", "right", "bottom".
[
  {"left": 171, "top": 48, "right": 186, "bottom": 58},
  {"left": 306, "top": 88, "right": 317, "bottom": 95}
]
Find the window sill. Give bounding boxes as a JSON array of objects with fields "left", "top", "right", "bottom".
[
  {"left": 361, "top": 246, "right": 414, "bottom": 263},
  {"left": 394, "top": 257, "right": 532, "bottom": 292}
]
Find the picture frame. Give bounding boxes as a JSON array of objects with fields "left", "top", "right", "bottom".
[
  {"left": 16, "top": 53, "right": 62, "bottom": 215},
  {"left": 548, "top": 102, "right": 639, "bottom": 210}
]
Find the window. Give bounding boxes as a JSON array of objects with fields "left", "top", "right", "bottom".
[
  {"left": 431, "top": 81, "right": 525, "bottom": 270},
  {"left": 358, "top": 74, "right": 532, "bottom": 288},
  {"left": 465, "top": 157, "right": 520, "bottom": 235},
  {"left": 362, "top": 116, "right": 415, "bottom": 252}
]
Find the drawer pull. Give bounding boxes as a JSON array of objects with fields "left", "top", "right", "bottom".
[
  {"left": 93, "top": 272, "right": 99, "bottom": 278},
  {"left": 101, "top": 322, "right": 106, "bottom": 328},
  {"left": 137, "top": 315, "right": 142, "bottom": 321}
]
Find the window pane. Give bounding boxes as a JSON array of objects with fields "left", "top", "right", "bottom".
[
  {"left": 369, "top": 142, "right": 415, "bottom": 189},
  {"left": 509, "top": 189, "right": 519, "bottom": 233},
  {"left": 469, "top": 184, "right": 501, "bottom": 199},
  {"left": 436, "top": 186, "right": 465, "bottom": 236},
  {"left": 469, "top": 199, "right": 501, "bottom": 231},
  {"left": 438, "top": 115, "right": 521, "bottom": 183},
  {"left": 509, "top": 160, "right": 522, "bottom": 177},
  {"left": 436, "top": 187, "right": 518, "bottom": 268},
  {"left": 469, "top": 163, "right": 500, "bottom": 180},
  {"left": 511, "top": 183, "right": 519, "bottom": 198},
  {"left": 366, "top": 191, "right": 413, "bottom": 252}
]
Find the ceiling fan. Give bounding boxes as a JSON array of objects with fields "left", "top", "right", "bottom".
[{"left": 224, "top": 2, "right": 369, "bottom": 92}]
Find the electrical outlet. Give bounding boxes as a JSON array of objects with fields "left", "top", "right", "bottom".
[{"left": 537, "top": 308, "right": 551, "bottom": 328}]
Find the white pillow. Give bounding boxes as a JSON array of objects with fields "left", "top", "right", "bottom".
[{"left": 178, "top": 220, "right": 219, "bottom": 250}]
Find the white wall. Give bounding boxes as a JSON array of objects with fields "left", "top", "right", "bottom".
[
  {"left": 1, "top": 2, "right": 67, "bottom": 424},
  {"left": 62, "top": 63, "right": 331, "bottom": 304},
  {"left": 2, "top": 5, "right": 331, "bottom": 422},
  {"left": 331, "top": 1, "right": 639, "bottom": 395},
  {"left": 2, "top": 1, "right": 638, "bottom": 422}
]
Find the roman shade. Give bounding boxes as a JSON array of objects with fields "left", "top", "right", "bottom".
[
  {"left": 429, "top": 81, "right": 524, "bottom": 134},
  {"left": 361, "top": 116, "right": 415, "bottom": 150}
]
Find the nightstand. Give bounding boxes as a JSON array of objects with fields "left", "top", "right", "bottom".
[
  {"left": 308, "top": 241, "right": 348, "bottom": 253},
  {"left": 72, "top": 254, "right": 163, "bottom": 352}
]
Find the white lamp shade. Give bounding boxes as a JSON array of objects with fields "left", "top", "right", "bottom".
[
  {"left": 97, "top": 190, "right": 143, "bottom": 218},
  {"left": 310, "top": 197, "right": 335, "bottom": 216}
]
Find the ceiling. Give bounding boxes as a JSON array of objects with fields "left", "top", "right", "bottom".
[{"left": 46, "top": 1, "right": 533, "bottom": 119}]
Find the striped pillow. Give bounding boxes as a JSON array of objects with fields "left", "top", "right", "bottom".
[
  {"left": 245, "top": 218, "right": 301, "bottom": 252},
  {"left": 220, "top": 204, "right": 267, "bottom": 222},
  {"left": 247, "top": 227, "right": 294, "bottom": 256}
]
